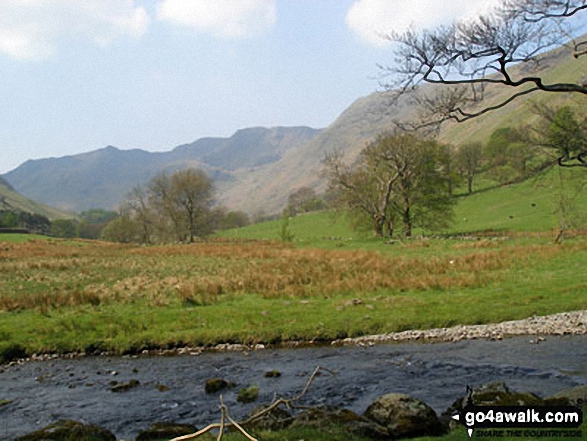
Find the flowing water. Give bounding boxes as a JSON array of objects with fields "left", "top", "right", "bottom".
[{"left": 1, "top": 335, "right": 586, "bottom": 440}]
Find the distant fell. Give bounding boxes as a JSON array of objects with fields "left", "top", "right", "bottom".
[
  {"left": 3, "top": 38, "right": 585, "bottom": 215},
  {"left": 3, "top": 127, "right": 321, "bottom": 212},
  {"left": 0, "top": 175, "right": 71, "bottom": 220}
]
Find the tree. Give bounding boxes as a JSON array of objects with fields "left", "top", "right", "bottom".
[
  {"left": 536, "top": 105, "right": 587, "bottom": 166},
  {"left": 381, "top": 0, "right": 586, "bottom": 129},
  {"left": 125, "top": 185, "right": 154, "bottom": 243},
  {"left": 456, "top": 142, "right": 484, "bottom": 194},
  {"left": 0, "top": 210, "right": 18, "bottom": 228},
  {"left": 148, "top": 169, "right": 215, "bottom": 243},
  {"left": 323, "top": 148, "right": 397, "bottom": 238},
  {"left": 100, "top": 214, "right": 142, "bottom": 243},
  {"left": 324, "top": 132, "right": 454, "bottom": 238},
  {"left": 286, "top": 186, "right": 323, "bottom": 216},
  {"left": 50, "top": 219, "right": 77, "bottom": 238}
]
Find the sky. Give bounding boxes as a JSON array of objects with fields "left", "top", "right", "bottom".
[{"left": 0, "top": 0, "right": 502, "bottom": 174}]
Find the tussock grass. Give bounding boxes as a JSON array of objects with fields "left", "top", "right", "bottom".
[
  {"left": 1, "top": 235, "right": 586, "bottom": 355},
  {"left": 0, "top": 239, "right": 569, "bottom": 312}
]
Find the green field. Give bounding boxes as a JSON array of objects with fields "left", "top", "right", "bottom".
[
  {"left": 220, "top": 167, "right": 587, "bottom": 246},
  {"left": 2, "top": 170, "right": 587, "bottom": 441},
  {"left": 1, "top": 167, "right": 587, "bottom": 360}
]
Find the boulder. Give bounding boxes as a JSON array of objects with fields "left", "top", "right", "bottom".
[
  {"left": 291, "top": 405, "right": 388, "bottom": 440},
  {"left": 135, "top": 422, "right": 197, "bottom": 441},
  {"left": 244, "top": 404, "right": 294, "bottom": 431},
  {"left": 551, "top": 385, "right": 587, "bottom": 408},
  {"left": 444, "top": 382, "right": 544, "bottom": 416},
  {"left": 205, "top": 378, "right": 229, "bottom": 394},
  {"left": 364, "top": 393, "right": 444, "bottom": 439},
  {"left": 15, "top": 419, "right": 115, "bottom": 441}
]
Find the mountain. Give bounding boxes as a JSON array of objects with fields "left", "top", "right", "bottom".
[
  {"left": 0, "top": 175, "right": 71, "bottom": 220},
  {"left": 4, "top": 127, "right": 321, "bottom": 212},
  {"left": 3, "top": 41, "right": 586, "bottom": 215}
]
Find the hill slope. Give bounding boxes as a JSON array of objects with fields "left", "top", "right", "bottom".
[
  {"left": 219, "top": 167, "right": 586, "bottom": 245},
  {"left": 4, "top": 127, "right": 320, "bottom": 212},
  {"left": 3, "top": 41, "right": 585, "bottom": 215},
  {"left": 220, "top": 42, "right": 587, "bottom": 215},
  {"left": 0, "top": 176, "right": 71, "bottom": 220}
]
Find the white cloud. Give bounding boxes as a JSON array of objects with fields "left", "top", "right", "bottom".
[
  {"left": 156, "top": 0, "right": 276, "bottom": 38},
  {"left": 0, "top": 0, "right": 149, "bottom": 60},
  {"left": 346, "top": 0, "right": 500, "bottom": 47}
]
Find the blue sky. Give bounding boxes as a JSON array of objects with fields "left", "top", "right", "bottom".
[{"left": 0, "top": 0, "right": 501, "bottom": 174}]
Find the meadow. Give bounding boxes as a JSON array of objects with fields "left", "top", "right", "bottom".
[
  {"left": 1, "top": 167, "right": 587, "bottom": 359},
  {"left": 1, "top": 229, "right": 586, "bottom": 359}
]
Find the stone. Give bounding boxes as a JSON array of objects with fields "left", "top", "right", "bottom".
[
  {"left": 205, "top": 377, "right": 228, "bottom": 394},
  {"left": 110, "top": 379, "right": 140, "bottom": 392},
  {"left": 292, "top": 406, "right": 388, "bottom": 440},
  {"left": 245, "top": 405, "right": 294, "bottom": 431},
  {"left": 237, "top": 386, "right": 259, "bottom": 403},
  {"left": 551, "top": 385, "right": 587, "bottom": 408},
  {"left": 135, "top": 422, "right": 197, "bottom": 441},
  {"left": 364, "top": 393, "right": 444, "bottom": 439},
  {"left": 15, "top": 419, "right": 116, "bottom": 441},
  {"left": 445, "top": 382, "right": 543, "bottom": 413}
]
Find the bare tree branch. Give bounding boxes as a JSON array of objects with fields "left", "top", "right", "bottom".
[
  {"left": 169, "top": 366, "right": 336, "bottom": 441},
  {"left": 381, "top": 0, "right": 586, "bottom": 129}
]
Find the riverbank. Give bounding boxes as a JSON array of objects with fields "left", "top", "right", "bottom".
[
  {"left": 4, "top": 309, "right": 585, "bottom": 364},
  {"left": 3, "top": 236, "right": 587, "bottom": 358},
  {"left": 333, "top": 309, "right": 587, "bottom": 346},
  {"left": 1, "top": 334, "right": 586, "bottom": 440}
]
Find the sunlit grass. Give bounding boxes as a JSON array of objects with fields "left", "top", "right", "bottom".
[{"left": 1, "top": 235, "right": 586, "bottom": 356}]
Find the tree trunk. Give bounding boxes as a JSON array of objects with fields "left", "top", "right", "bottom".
[
  {"left": 373, "top": 216, "right": 385, "bottom": 238},
  {"left": 403, "top": 206, "right": 411, "bottom": 238},
  {"left": 384, "top": 218, "right": 394, "bottom": 238},
  {"left": 467, "top": 174, "right": 473, "bottom": 194}
]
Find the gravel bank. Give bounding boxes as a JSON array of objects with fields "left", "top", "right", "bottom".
[{"left": 333, "top": 310, "right": 587, "bottom": 346}]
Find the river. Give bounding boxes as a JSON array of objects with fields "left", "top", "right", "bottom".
[{"left": 1, "top": 335, "right": 586, "bottom": 440}]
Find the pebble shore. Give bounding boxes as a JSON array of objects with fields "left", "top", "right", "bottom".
[
  {"left": 13, "top": 310, "right": 587, "bottom": 364},
  {"left": 333, "top": 310, "right": 587, "bottom": 346}
]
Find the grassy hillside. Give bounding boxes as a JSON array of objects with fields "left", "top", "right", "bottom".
[
  {"left": 219, "top": 167, "right": 587, "bottom": 245},
  {"left": 0, "top": 177, "right": 72, "bottom": 220},
  {"left": 4, "top": 40, "right": 583, "bottom": 217},
  {"left": 220, "top": 42, "right": 587, "bottom": 215}
]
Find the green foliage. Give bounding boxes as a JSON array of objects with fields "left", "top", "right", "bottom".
[
  {"left": 456, "top": 142, "right": 483, "bottom": 194},
  {"left": 547, "top": 106, "right": 587, "bottom": 164},
  {"left": 50, "top": 219, "right": 77, "bottom": 238},
  {"left": 237, "top": 385, "right": 260, "bottom": 403},
  {"left": 80, "top": 209, "right": 118, "bottom": 224},
  {"left": 0, "top": 210, "right": 18, "bottom": 228},
  {"left": 100, "top": 215, "right": 142, "bottom": 243},
  {"left": 286, "top": 186, "right": 324, "bottom": 216},
  {"left": 325, "top": 132, "right": 455, "bottom": 238},
  {"left": 280, "top": 212, "right": 295, "bottom": 242}
]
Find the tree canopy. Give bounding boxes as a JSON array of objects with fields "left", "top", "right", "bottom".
[{"left": 324, "top": 132, "right": 454, "bottom": 238}]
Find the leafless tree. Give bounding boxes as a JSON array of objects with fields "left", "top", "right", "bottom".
[{"left": 381, "top": 0, "right": 586, "bottom": 129}]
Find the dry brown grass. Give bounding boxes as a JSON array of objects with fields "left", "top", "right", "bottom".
[{"left": 0, "top": 239, "right": 573, "bottom": 312}]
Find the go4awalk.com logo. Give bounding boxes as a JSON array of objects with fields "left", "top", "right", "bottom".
[{"left": 452, "top": 403, "right": 584, "bottom": 438}]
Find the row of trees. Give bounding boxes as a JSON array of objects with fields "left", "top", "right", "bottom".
[
  {"left": 102, "top": 168, "right": 249, "bottom": 244},
  {"left": 0, "top": 210, "right": 51, "bottom": 234},
  {"left": 322, "top": 103, "right": 586, "bottom": 239}
]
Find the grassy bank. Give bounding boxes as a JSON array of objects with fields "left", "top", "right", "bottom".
[{"left": 1, "top": 233, "right": 586, "bottom": 357}]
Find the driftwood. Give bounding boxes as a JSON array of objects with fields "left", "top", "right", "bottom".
[{"left": 170, "top": 366, "right": 335, "bottom": 441}]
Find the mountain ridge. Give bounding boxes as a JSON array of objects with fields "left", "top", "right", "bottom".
[{"left": 3, "top": 39, "right": 586, "bottom": 215}]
